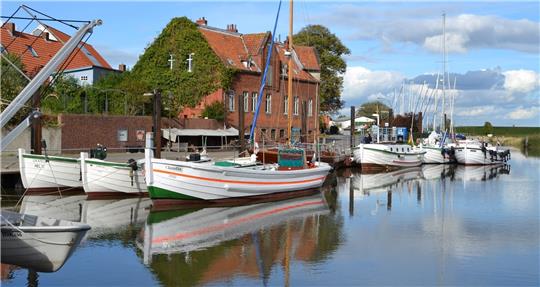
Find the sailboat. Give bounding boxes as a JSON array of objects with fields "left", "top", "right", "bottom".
[{"left": 143, "top": 0, "right": 331, "bottom": 207}]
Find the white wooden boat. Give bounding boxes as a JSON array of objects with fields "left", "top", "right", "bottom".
[
  {"left": 419, "top": 145, "right": 455, "bottom": 164},
  {"left": 18, "top": 148, "right": 82, "bottom": 193},
  {"left": 454, "top": 141, "right": 510, "bottom": 165},
  {"left": 80, "top": 152, "right": 147, "bottom": 198},
  {"left": 137, "top": 194, "right": 328, "bottom": 264},
  {"left": 1, "top": 210, "right": 90, "bottom": 272},
  {"left": 353, "top": 143, "right": 425, "bottom": 169},
  {"left": 144, "top": 147, "right": 331, "bottom": 206}
]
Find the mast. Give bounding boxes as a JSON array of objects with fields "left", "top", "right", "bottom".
[
  {"left": 287, "top": 0, "right": 294, "bottom": 145},
  {"left": 441, "top": 12, "right": 446, "bottom": 131}
]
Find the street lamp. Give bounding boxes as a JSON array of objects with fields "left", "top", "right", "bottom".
[
  {"left": 372, "top": 113, "right": 380, "bottom": 143},
  {"left": 144, "top": 90, "right": 162, "bottom": 159}
]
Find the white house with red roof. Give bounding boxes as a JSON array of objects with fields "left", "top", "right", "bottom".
[{"left": 1, "top": 22, "right": 121, "bottom": 85}]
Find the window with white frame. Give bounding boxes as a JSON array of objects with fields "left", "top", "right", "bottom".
[
  {"left": 228, "top": 92, "right": 235, "bottom": 111},
  {"left": 283, "top": 96, "right": 288, "bottom": 115},
  {"left": 265, "top": 94, "right": 272, "bottom": 114},
  {"left": 293, "top": 96, "right": 299, "bottom": 115},
  {"left": 243, "top": 91, "right": 249, "bottom": 113},
  {"left": 308, "top": 98, "right": 313, "bottom": 117},
  {"left": 251, "top": 92, "right": 257, "bottom": 112},
  {"left": 80, "top": 75, "right": 88, "bottom": 81}
]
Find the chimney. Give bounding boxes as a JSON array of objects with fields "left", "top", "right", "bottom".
[
  {"left": 4, "top": 22, "right": 15, "bottom": 36},
  {"left": 196, "top": 17, "right": 207, "bottom": 26},
  {"left": 118, "top": 64, "right": 126, "bottom": 72},
  {"left": 226, "top": 24, "right": 238, "bottom": 33}
]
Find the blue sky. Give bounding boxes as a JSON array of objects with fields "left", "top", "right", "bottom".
[{"left": 3, "top": 1, "right": 539, "bottom": 126}]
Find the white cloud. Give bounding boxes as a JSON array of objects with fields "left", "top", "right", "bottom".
[
  {"left": 342, "top": 66, "right": 404, "bottom": 102},
  {"left": 423, "top": 32, "right": 469, "bottom": 53},
  {"left": 502, "top": 70, "right": 540, "bottom": 94},
  {"left": 316, "top": 8, "right": 540, "bottom": 54},
  {"left": 456, "top": 105, "right": 497, "bottom": 117},
  {"left": 506, "top": 106, "right": 540, "bottom": 120}
]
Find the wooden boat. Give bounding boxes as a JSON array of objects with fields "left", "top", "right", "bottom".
[
  {"left": 80, "top": 152, "right": 147, "bottom": 198},
  {"left": 137, "top": 194, "right": 328, "bottom": 264},
  {"left": 1, "top": 210, "right": 90, "bottom": 272},
  {"left": 18, "top": 148, "right": 82, "bottom": 193},
  {"left": 353, "top": 143, "right": 426, "bottom": 170},
  {"left": 454, "top": 141, "right": 510, "bottom": 165},
  {"left": 257, "top": 148, "right": 346, "bottom": 167},
  {"left": 145, "top": 147, "right": 331, "bottom": 207}
]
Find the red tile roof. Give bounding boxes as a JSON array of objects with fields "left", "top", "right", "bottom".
[
  {"left": 1, "top": 23, "right": 111, "bottom": 77},
  {"left": 197, "top": 23, "right": 319, "bottom": 82},
  {"left": 294, "top": 45, "right": 320, "bottom": 71}
]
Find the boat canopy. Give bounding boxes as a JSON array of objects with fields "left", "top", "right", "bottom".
[{"left": 162, "top": 127, "right": 239, "bottom": 142}]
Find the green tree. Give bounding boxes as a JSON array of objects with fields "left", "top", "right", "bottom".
[
  {"left": 0, "top": 53, "right": 29, "bottom": 125},
  {"left": 483, "top": 121, "right": 493, "bottom": 135},
  {"left": 356, "top": 101, "right": 391, "bottom": 121},
  {"left": 294, "top": 25, "right": 350, "bottom": 113},
  {"left": 41, "top": 75, "right": 84, "bottom": 114},
  {"left": 201, "top": 101, "right": 225, "bottom": 121}
]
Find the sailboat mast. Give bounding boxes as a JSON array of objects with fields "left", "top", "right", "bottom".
[
  {"left": 441, "top": 12, "right": 446, "bottom": 131},
  {"left": 287, "top": 0, "right": 294, "bottom": 145}
]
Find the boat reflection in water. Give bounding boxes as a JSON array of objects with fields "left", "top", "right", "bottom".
[{"left": 137, "top": 194, "right": 340, "bottom": 285}]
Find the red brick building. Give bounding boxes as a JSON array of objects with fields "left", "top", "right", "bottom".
[
  {"left": 181, "top": 18, "right": 321, "bottom": 142},
  {"left": 1, "top": 22, "right": 119, "bottom": 84}
]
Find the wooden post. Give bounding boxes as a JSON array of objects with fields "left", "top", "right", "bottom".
[
  {"left": 153, "top": 90, "right": 162, "bottom": 159},
  {"left": 238, "top": 92, "right": 245, "bottom": 152},
  {"left": 301, "top": 101, "right": 307, "bottom": 143},
  {"left": 31, "top": 92, "right": 42, "bottom": 155},
  {"left": 350, "top": 106, "right": 355, "bottom": 149}
]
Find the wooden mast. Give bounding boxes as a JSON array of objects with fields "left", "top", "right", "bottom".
[{"left": 287, "top": 0, "right": 293, "bottom": 145}]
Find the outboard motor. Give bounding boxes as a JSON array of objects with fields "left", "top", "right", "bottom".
[
  {"left": 187, "top": 153, "right": 201, "bottom": 162},
  {"left": 90, "top": 144, "right": 107, "bottom": 160},
  {"left": 448, "top": 146, "right": 457, "bottom": 163},
  {"left": 127, "top": 158, "right": 138, "bottom": 186}
]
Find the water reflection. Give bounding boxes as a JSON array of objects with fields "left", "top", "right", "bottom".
[{"left": 137, "top": 194, "right": 341, "bottom": 286}]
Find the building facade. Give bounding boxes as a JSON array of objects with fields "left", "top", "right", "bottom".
[{"left": 180, "top": 18, "right": 321, "bottom": 142}]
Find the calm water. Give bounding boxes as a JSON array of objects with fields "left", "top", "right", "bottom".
[{"left": 2, "top": 150, "right": 539, "bottom": 286}]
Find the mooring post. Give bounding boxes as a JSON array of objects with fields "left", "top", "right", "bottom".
[
  {"left": 350, "top": 106, "right": 355, "bottom": 149},
  {"left": 31, "top": 92, "right": 42, "bottom": 155},
  {"left": 153, "top": 89, "right": 162, "bottom": 159},
  {"left": 238, "top": 92, "right": 245, "bottom": 152}
]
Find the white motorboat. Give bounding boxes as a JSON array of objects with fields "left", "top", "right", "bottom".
[
  {"left": 80, "top": 152, "right": 147, "bottom": 198},
  {"left": 137, "top": 194, "right": 329, "bottom": 264},
  {"left": 454, "top": 141, "right": 511, "bottom": 165},
  {"left": 18, "top": 148, "right": 82, "bottom": 193},
  {"left": 1, "top": 210, "right": 90, "bottom": 272},
  {"left": 353, "top": 143, "right": 426, "bottom": 170}
]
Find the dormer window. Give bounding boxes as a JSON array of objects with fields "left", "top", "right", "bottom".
[{"left": 27, "top": 45, "right": 38, "bottom": 57}]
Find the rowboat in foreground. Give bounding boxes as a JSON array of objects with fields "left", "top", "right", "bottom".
[
  {"left": 80, "top": 152, "right": 147, "bottom": 198},
  {"left": 18, "top": 148, "right": 82, "bottom": 193},
  {"left": 1, "top": 210, "right": 90, "bottom": 272}
]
